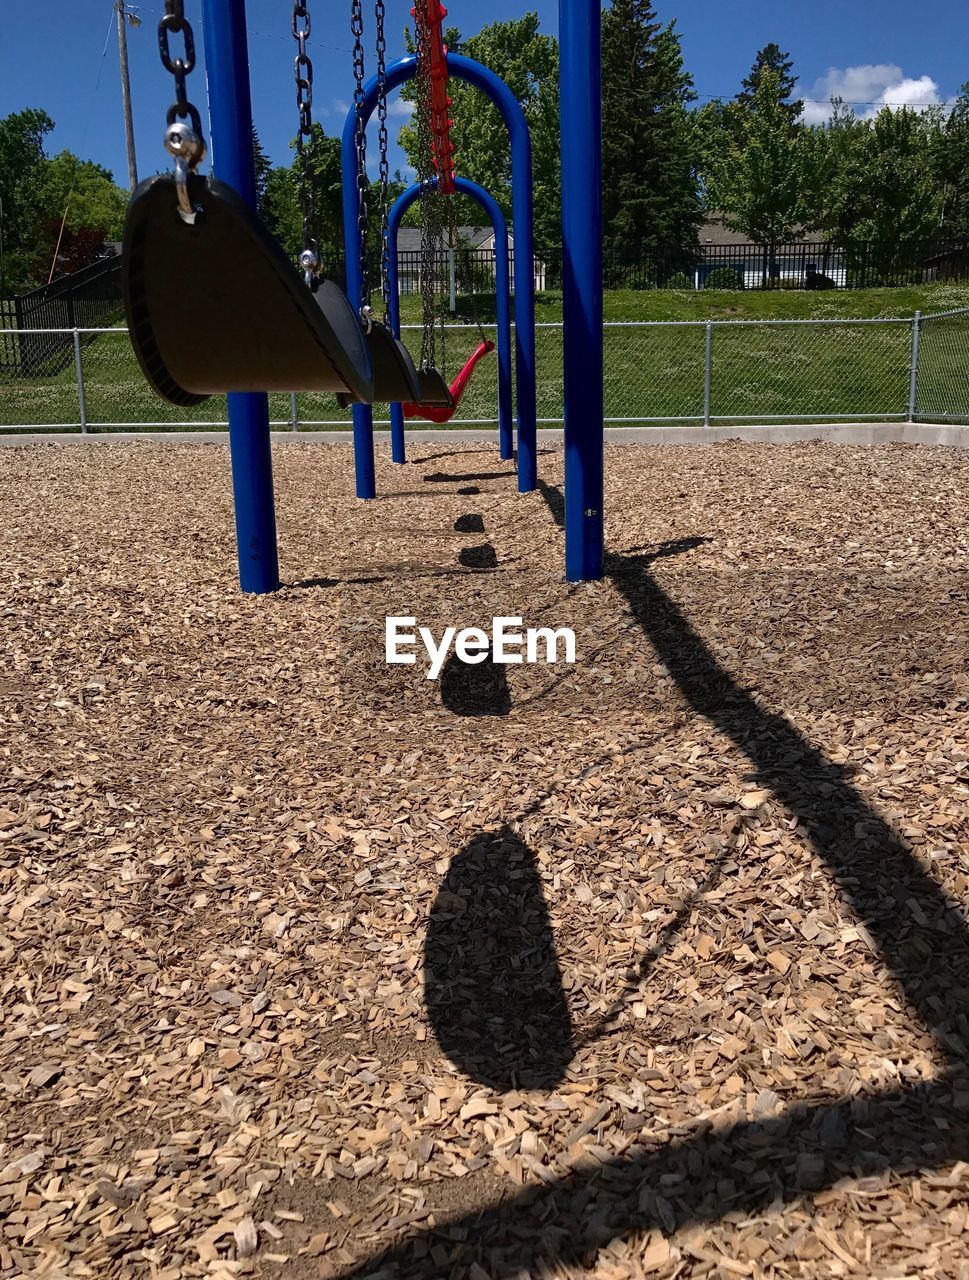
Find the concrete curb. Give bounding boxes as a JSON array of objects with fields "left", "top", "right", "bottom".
[{"left": 0, "top": 423, "right": 966, "bottom": 448}]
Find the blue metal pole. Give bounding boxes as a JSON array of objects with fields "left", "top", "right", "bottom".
[
  {"left": 387, "top": 177, "right": 514, "bottom": 463},
  {"left": 560, "top": 0, "right": 604, "bottom": 581},
  {"left": 340, "top": 110, "right": 377, "bottom": 499},
  {"left": 200, "top": 0, "right": 279, "bottom": 593},
  {"left": 386, "top": 212, "right": 408, "bottom": 464},
  {"left": 343, "top": 55, "right": 535, "bottom": 491}
]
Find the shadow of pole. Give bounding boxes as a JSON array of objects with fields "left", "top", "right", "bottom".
[
  {"left": 334, "top": 482, "right": 969, "bottom": 1277},
  {"left": 424, "top": 826, "right": 574, "bottom": 1091}
]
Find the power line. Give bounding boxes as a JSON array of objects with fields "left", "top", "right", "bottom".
[
  {"left": 693, "top": 92, "right": 949, "bottom": 108},
  {"left": 128, "top": 3, "right": 353, "bottom": 54}
]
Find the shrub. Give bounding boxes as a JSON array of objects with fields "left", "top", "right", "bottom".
[
  {"left": 704, "top": 266, "right": 744, "bottom": 290},
  {"left": 664, "top": 271, "right": 694, "bottom": 290}
]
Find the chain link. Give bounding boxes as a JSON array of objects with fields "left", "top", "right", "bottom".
[
  {"left": 292, "top": 2, "right": 319, "bottom": 282},
  {"left": 413, "top": 3, "right": 446, "bottom": 370},
  {"left": 351, "top": 0, "right": 370, "bottom": 319},
  {"left": 158, "top": 0, "right": 204, "bottom": 139},
  {"left": 375, "top": 0, "right": 391, "bottom": 321}
]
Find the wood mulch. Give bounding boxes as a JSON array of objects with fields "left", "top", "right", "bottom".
[{"left": 0, "top": 438, "right": 967, "bottom": 1279}]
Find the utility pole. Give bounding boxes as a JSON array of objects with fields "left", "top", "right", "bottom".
[
  {"left": 0, "top": 194, "right": 6, "bottom": 297},
  {"left": 116, "top": 0, "right": 140, "bottom": 191}
]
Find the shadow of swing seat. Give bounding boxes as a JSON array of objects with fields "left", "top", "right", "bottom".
[{"left": 123, "top": 174, "right": 374, "bottom": 407}]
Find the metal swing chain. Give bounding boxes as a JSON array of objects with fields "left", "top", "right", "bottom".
[
  {"left": 293, "top": 2, "right": 320, "bottom": 286},
  {"left": 351, "top": 0, "right": 372, "bottom": 326},
  {"left": 375, "top": 0, "right": 392, "bottom": 323},
  {"left": 449, "top": 197, "right": 487, "bottom": 344},
  {"left": 414, "top": 3, "right": 439, "bottom": 369},
  {"left": 158, "top": 0, "right": 207, "bottom": 223}
]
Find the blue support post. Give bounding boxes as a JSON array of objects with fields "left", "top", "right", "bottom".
[
  {"left": 343, "top": 54, "right": 536, "bottom": 493},
  {"left": 560, "top": 0, "right": 604, "bottom": 581},
  {"left": 200, "top": 0, "right": 279, "bottom": 592},
  {"left": 387, "top": 177, "right": 514, "bottom": 464},
  {"left": 340, "top": 113, "right": 377, "bottom": 500}
]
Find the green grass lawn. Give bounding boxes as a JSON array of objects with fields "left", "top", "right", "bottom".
[{"left": 0, "top": 284, "right": 966, "bottom": 430}]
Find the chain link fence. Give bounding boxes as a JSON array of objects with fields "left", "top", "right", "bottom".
[
  {"left": 914, "top": 308, "right": 969, "bottom": 423},
  {"left": 0, "top": 310, "right": 966, "bottom": 432}
]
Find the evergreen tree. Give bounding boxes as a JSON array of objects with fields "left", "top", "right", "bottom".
[
  {"left": 738, "top": 43, "right": 803, "bottom": 125},
  {"left": 252, "top": 127, "right": 273, "bottom": 223},
  {"left": 601, "top": 0, "right": 701, "bottom": 265}
]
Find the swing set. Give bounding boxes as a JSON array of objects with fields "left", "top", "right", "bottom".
[{"left": 122, "top": 0, "right": 603, "bottom": 592}]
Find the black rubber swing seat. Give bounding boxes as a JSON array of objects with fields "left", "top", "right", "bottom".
[
  {"left": 337, "top": 320, "right": 423, "bottom": 408},
  {"left": 123, "top": 173, "right": 373, "bottom": 407},
  {"left": 336, "top": 339, "right": 454, "bottom": 409},
  {"left": 414, "top": 366, "right": 454, "bottom": 408}
]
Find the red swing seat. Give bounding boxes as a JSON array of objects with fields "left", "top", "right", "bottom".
[{"left": 403, "top": 339, "right": 495, "bottom": 424}]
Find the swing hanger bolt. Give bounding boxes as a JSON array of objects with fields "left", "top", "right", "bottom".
[
  {"left": 164, "top": 120, "right": 205, "bottom": 224},
  {"left": 299, "top": 248, "right": 319, "bottom": 286},
  {"left": 164, "top": 120, "right": 205, "bottom": 166}
]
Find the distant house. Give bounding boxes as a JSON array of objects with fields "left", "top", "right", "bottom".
[
  {"left": 697, "top": 214, "right": 847, "bottom": 289},
  {"left": 394, "top": 225, "right": 547, "bottom": 294},
  {"left": 920, "top": 242, "right": 969, "bottom": 282}
]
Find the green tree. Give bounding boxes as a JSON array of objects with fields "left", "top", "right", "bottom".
[
  {"left": 738, "top": 43, "right": 803, "bottom": 125},
  {"left": 798, "top": 98, "right": 865, "bottom": 242},
  {"left": 37, "top": 153, "right": 127, "bottom": 238},
  {"left": 252, "top": 127, "right": 273, "bottom": 223},
  {"left": 813, "top": 106, "right": 944, "bottom": 274},
  {"left": 399, "top": 15, "right": 561, "bottom": 246},
  {"left": 262, "top": 164, "right": 301, "bottom": 260},
  {"left": 33, "top": 152, "right": 128, "bottom": 280},
  {"left": 601, "top": 0, "right": 701, "bottom": 265},
  {"left": 706, "top": 71, "right": 812, "bottom": 284},
  {"left": 0, "top": 108, "right": 54, "bottom": 292},
  {"left": 931, "top": 83, "right": 969, "bottom": 241},
  {"left": 297, "top": 124, "right": 346, "bottom": 254}
]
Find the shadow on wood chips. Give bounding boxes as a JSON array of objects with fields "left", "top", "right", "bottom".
[
  {"left": 424, "top": 827, "right": 573, "bottom": 1091},
  {"left": 337, "top": 481, "right": 969, "bottom": 1279},
  {"left": 424, "top": 470, "right": 514, "bottom": 484},
  {"left": 439, "top": 649, "right": 511, "bottom": 716},
  {"left": 457, "top": 543, "right": 498, "bottom": 570},
  {"left": 453, "top": 513, "right": 485, "bottom": 534}
]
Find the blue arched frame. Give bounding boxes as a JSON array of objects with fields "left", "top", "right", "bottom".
[
  {"left": 197, "top": 0, "right": 603, "bottom": 590},
  {"left": 385, "top": 176, "right": 514, "bottom": 465},
  {"left": 341, "top": 53, "right": 536, "bottom": 497}
]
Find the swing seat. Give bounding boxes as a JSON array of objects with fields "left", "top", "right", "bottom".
[
  {"left": 336, "top": 321, "right": 423, "bottom": 407},
  {"left": 414, "top": 366, "right": 454, "bottom": 407},
  {"left": 403, "top": 340, "right": 493, "bottom": 424},
  {"left": 338, "top": 329, "right": 454, "bottom": 409},
  {"left": 123, "top": 173, "right": 374, "bottom": 406}
]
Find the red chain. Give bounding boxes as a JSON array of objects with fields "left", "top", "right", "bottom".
[{"left": 411, "top": 0, "right": 456, "bottom": 193}]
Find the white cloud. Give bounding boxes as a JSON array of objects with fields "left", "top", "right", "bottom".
[
  {"left": 802, "top": 64, "right": 944, "bottom": 125},
  {"left": 388, "top": 97, "right": 415, "bottom": 119}
]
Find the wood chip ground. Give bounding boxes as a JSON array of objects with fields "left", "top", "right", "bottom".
[{"left": 0, "top": 439, "right": 967, "bottom": 1279}]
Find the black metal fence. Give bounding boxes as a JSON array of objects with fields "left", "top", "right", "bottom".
[
  {"left": 321, "top": 238, "right": 969, "bottom": 303},
  {"left": 1, "top": 236, "right": 965, "bottom": 380},
  {"left": 0, "top": 257, "right": 124, "bottom": 375}
]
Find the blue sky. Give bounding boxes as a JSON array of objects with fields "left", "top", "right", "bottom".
[{"left": 1, "top": 0, "right": 966, "bottom": 186}]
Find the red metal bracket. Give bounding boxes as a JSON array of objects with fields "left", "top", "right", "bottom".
[{"left": 412, "top": 0, "right": 456, "bottom": 193}]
